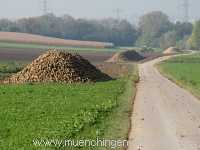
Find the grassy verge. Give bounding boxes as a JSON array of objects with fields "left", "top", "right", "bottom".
[
  {"left": 0, "top": 64, "right": 138, "bottom": 150},
  {"left": 0, "top": 61, "right": 27, "bottom": 80},
  {"left": 99, "top": 64, "right": 138, "bottom": 150},
  {"left": 157, "top": 53, "right": 200, "bottom": 98},
  {"left": 0, "top": 41, "right": 119, "bottom": 52}
]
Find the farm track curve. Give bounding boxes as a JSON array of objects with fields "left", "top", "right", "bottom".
[{"left": 128, "top": 55, "right": 200, "bottom": 150}]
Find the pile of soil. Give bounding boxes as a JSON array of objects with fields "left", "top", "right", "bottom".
[
  {"left": 3, "top": 50, "right": 111, "bottom": 84},
  {"left": 163, "top": 47, "right": 180, "bottom": 54},
  {"left": 107, "top": 50, "right": 144, "bottom": 62},
  {"left": 97, "top": 63, "right": 132, "bottom": 78}
]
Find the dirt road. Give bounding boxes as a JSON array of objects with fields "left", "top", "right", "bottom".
[{"left": 128, "top": 56, "right": 200, "bottom": 150}]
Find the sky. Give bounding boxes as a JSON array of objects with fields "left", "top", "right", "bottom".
[{"left": 0, "top": 0, "right": 199, "bottom": 23}]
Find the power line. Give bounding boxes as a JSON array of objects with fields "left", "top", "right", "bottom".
[
  {"left": 114, "top": 8, "right": 123, "bottom": 21},
  {"left": 42, "top": 0, "right": 48, "bottom": 15},
  {"left": 181, "top": 0, "right": 189, "bottom": 22}
]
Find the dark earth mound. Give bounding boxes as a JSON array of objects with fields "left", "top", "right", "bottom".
[{"left": 107, "top": 50, "right": 144, "bottom": 62}]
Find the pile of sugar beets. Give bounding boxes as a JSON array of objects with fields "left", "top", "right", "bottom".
[{"left": 3, "top": 50, "right": 111, "bottom": 84}]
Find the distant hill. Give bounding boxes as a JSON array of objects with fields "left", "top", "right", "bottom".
[{"left": 0, "top": 32, "right": 114, "bottom": 48}]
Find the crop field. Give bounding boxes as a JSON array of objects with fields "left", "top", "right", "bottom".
[
  {"left": 0, "top": 32, "right": 114, "bottom": 49},
  {"left": 0, "top": 30, "right": 137, "bottom": 150},
  {"left": 158, "top": 53, "right": 200, "bottom": 98},
  {"left": 0, "top": 42, "right": 118, "bottom": 52},
  {"left": 0, "top": 61, "right": 138, "bottom": 150},
  {"left": 0, "top": 48, "right": 115, "bottom": 63},
  {"left": 0, "top": 32, "right": 119, "bottom": 63}
]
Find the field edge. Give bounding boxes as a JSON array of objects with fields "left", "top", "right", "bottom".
[
  {"left": 102, "top": 64, "right": 139, "bottom": 150},
  {"left": 156, "top": 61, "right": 200, "bottom": 100}
]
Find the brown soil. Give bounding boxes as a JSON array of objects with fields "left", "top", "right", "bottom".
[
  {"left": 97, "top": 63, "right": 133, "bottom": 78},
  {"left": 163, "top": 47, "right": 180, "bottom": 54},
  {"left": 3, "top": 50, "right": 111, "bottom": 84},
  {"left": 107, "top": 50, "right": 144, "bottom": 63},
  {"left": 0, "top": 48, "right": 114, "bottom": 63},
  {"left": 0, "top": 32, "right": 113, "bottom": 48}
]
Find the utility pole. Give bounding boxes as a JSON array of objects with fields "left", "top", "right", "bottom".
[
  {"left": 42, "top": 0, "right": 48, "bottom": 15},
  {"left": 181, "top": 0, "right": 189, "bottom": 22},
  {"left": 114, "top": 8, "right": 123, "bottom": 21}
]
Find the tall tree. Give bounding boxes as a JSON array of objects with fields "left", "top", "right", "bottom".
[
  {"left": 160, "top": 31, "right": 177, "bottom": 49},
  {"left": 136, "top": 11, "right": 173, "bottom": 47},
  {"left": 188, "top": 21, "right": 200, "bottom": 50},
  {"left": 173, "top": 22, "right": 193, "bottom": 41}
]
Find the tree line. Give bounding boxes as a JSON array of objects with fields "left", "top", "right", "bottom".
[
  {"left": 0, "top": 11, "right": 199, "bottom": 49},
  {"left": 135, "top": 11, "right": 193, "bottom": 49},
  {"left": 0, "top": 14, "right": 137, "bottom": 46}
]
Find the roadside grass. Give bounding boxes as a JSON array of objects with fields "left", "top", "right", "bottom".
[
  {"left": 0, "top": 64, "right": 138, "bottom": 150},
  {"left": 0, "top": 41, "right": 119, "bottom": 52},
  {"left": 0, "top": 61, "right": 27, "bottom": 80},
  {"left": 99, "top": 65, "right": 138, "bottom": 150},
  {"left": 157, "top": 53, "right": 200, "bottom": 98}
]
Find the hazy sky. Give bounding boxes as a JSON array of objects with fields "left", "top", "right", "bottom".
[{"left": 0, "top": 0, "right": 199, "bottom": 23}]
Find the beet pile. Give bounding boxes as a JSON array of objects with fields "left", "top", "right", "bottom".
[{"left": 4, "top": 50, "right": 111, "bottom": 84}]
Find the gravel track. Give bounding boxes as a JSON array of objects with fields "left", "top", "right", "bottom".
[{"left": 128, "top": 55, "right": 200, "bottom": 150}]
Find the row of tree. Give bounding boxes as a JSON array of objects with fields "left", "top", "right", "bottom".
[
  {"left": 0, "top": 11, "right": 199, "bottom": 49},
  {"left": 0, "top": 14, "right": 137, "bottom": 46},
  {"left": 135, "top": 11, "right": 193, "bottom": 49}
]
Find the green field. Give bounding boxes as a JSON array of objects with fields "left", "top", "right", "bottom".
[
  {"left": 0, "top": 41, "right": 119, "bottom": 52},
  {"left": 0, "top": 63, "right": 138, "bottom": 150},
  {"left": 158, "top": 53, "right": 200, "bottom": 98}
]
